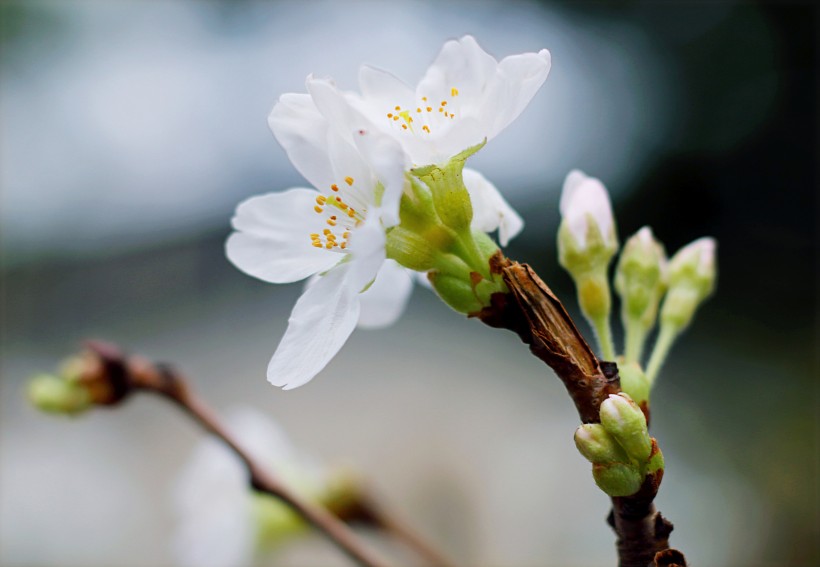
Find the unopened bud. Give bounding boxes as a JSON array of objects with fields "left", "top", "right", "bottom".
[
  {"left": 600, "top": 393, "right": 651, "bottom": 461},
  {"left": 28, "top": 374, "right": 91, "bottom": 415},
  {"left": 574, "top": 424, "right": 628, "bottom": 464},
  {"left": 253, "top": 492, "right": 306, "bottom": 548},
  {"left": 660, "top": 237, "right": 717, "bottom": 330},
  {"left": 557, "top": 170, "right": 618, "bottom": 277},
  {"left": 427, "top": 271, "right": 483, "bottom": 314},
  {"left": 615, "top": 226, "right": 667, "bottom": 325},
  {"left": 592, "top": 462, "right": 643, "bottom": 497},
  {"left": 385, "top": 226, "right": 438, "bottom": 271}
]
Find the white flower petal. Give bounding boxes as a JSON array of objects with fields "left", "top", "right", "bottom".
[
  {"left": 267, "top": 263, "right": 361, "bottom": 390},
  {"left": 226, "top": 189, "right": 339, "bottom": 284},
  {"left": 173, "top": 438, "right": 254, "bottom": 567},
  {"left": 346, "top": 215, "right": 387, "bottom": 292},
  {"left": 352, "top": 127, "right": 407, "bottom": 227},
  {"left": 358, "top": 65, "right": 416, "bottom": 112},
  {"left": 418, "top": 36, "right": 497, "bottom": 107},
  {"left": 357, "top": 260, "right": 414, "bottom": 329},
  {"left": 486, "top": 49, "right": 551, "bottom": 138},
  {"left": 268, "top": 93, "right": 336, "bottom": 192},
  {"left": 464, "top": 168, "right": 523, "bottom": 246},
  {"left": 559, "top": 169, "right": 615, "bottom": 248}
]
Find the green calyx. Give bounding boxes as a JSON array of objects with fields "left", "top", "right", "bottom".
[
  {"left": 410, "top": 139, "right": 486, "bottom": 234},
  {"left": 387, "top": 140, "right": 507, "bottom": 315},
  {"left": 574, "top": 393, "right": 663, "bottom": 497}
]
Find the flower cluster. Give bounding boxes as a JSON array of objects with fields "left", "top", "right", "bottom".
[{"left": 227, "top": 36, "right": 550, "bottom": 389}]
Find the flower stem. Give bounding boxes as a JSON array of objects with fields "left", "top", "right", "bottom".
[
  {"left": 623, "top": 317, "right": 647, "bottom": 365},
  {"left": 592, "top": 314, "right": 617, "bottom": 362},
  {"left": 645, "top": 323, "right": 679, "bottom": 385}
]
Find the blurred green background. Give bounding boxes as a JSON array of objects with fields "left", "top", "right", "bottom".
[{"left": 1, "top": 1, "right": 816, "bottom": 566}]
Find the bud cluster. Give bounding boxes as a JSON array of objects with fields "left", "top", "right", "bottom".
[
  {"left": 556, "top": 170, "right": 717, "bottom": 397},
  {"left": 574, "top": 393, "right": 664, "bottom": 497}
]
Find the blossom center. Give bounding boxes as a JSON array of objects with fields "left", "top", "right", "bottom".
[
  {"left": 384, "top": 87, "right": 459, "bottom": 136},
  {"left": 310, "top": 177, "right": 366, "bottom": 252}
]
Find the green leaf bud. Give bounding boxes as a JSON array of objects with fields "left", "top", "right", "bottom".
[
  {"left": 592, "top": 462, "right": 643, "bottom": 497},
  {"left": 27, "top": 373, "right": 91, "bottom": 415},
  {"left": 600, "top": 393, "right": 651, "bottom": 462},
  {"left": 574, "top": 423, "right": 629, "bottom": 464}
]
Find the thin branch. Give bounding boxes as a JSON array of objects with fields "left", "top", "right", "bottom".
[{"left": 87, "top": 341, "right": 393, "bottom": 567}]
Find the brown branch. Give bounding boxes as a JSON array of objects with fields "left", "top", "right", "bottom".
[
  {"left": 85, "top": 341, "right": 393, "bottom": 567},
  {"left": 473, "top": 255, "right": 686, "bottom": 567}
]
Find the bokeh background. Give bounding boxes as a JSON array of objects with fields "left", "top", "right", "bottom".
[{"left": 1, "top": 1, "right": 816, "bottom": 566}]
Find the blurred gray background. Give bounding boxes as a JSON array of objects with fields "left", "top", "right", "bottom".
[{"left": 1, "top": 1, "right": 817, "bottom": 566}]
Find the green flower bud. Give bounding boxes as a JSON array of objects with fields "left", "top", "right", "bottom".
[
  {"left": 27, "top": 373, "right": 91, "bottom": 415},
  {"left": 427, "top": 271, "right": 483, "bottom": 314},
  {"left": 575, "top": 272, "right": 611, "bottom": 321},
  {"left": 253, "top": 492, "right": 306, "bottom": 548},
  {"left": 615, "top": 227, "right": 667, "bottom": 321},
  {"left": 660, "top": 237, "right": 717, "bottom": 331},
  {"left": 592, "top": 462, "right": 643, "bottom": 497},
  {"left": 574, "top": 424, "right": 628, "bottom": 464},
  {"left": 385, "top": 226, "right": 438, "bottom": 271},
  {"left": 617, "top": 361, "right": 650, "bottom": 406},
  {"left": 412, "top": 140, "right": 485, "bottom": 234},
  {"left": 600, "top": 393, "right": 651, "bottom": 462}
]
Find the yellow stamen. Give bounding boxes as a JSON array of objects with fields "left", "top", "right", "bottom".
[
  {"left": 312, "top": 242, "right": 323, "bottom": 248},
  {"left": 451, "top": 87, "right": 459, "bottom": 96},
  {"left": 344, "top": 176, "right": 354, "bottom": 186},
  {"left": 316, "top": 195, "right": 327, "bottom": 205},
  {"left": 330, "top": 184, "right": 339, "bottom": 192},
  {"left": 387, "top": 113, "right": 393, "bottom": 118},
  {"left": 310, "top": 233, "right": 319, "bottom": 239},
  {"left": 340, "top": 242, "right": 347, "bottom": 250},
  {"left": 422, "top": 125, "right": 430, "bottom": 133},
  {"left": 314, "top": 205, "right": 323, "bottom": 214},
  {"left": 323, "top": 229, "right": 332, "bottom": 235},
  {"left": 426, "top": 106, "right": 432, "bottom": 112}
]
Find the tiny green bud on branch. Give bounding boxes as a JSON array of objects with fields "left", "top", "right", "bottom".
[
  {"left": 646, "top": 237, "right": 717, "bottom": 383},
  {"left": 600, "top": 393, "right": 652, "bottom": 462},
  {"left": 615, "top": 227, "right": 668, "bottom": 364}
]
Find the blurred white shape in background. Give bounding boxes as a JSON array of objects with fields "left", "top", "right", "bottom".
[{"left": 0, "top": 0, "right": 673, "bottom": 259}]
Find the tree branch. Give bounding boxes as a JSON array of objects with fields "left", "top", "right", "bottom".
[
  {"left": 83, "top": 340, "right": 451, "bottom": 567},
  {"left": 473, "top": 255, "right": 686, "bottom": 567}
]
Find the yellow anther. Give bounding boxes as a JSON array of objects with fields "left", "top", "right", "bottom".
[
  {"left": 387, "top": 113, "right": 393, "bottom": 118},
  {"left": 316, "top": 195, "right": 327, "bottom": 205},
  {"left": 340, "top": 242, "right": 347, "bottom": 250},
  {"left": 416, "top": 107, "right": 421, "bottom": 113},
  {"left": 327, "top": 219, "right": 337, "bottom": 226},
  {"left": 325, "top": 242, "right": 334, "bottom": 249},
  {"left": 394, "top": 105, "right": 401, "bottom": 111},
  {"left": 338, "top": 202, "right": 348, "bottom": 210},
  {"left": 330, "top": 215, "right": 337, "bottom": 220},
  {"left": 392, "top": 115, "right": 399, "bottom": 121},
  {"left": 441, "top": 100, "right": 447, "bottom": 106},
  {"left": 344, "top": 176, "right": 354, "bottom": 186},
  {"left": 451, "top": 87, "right": 459, "bottom": 96},
  {"left": 327, "top": 233, "right": 337, "bottom": 241},
  {"left": 401, "top": 124, "right": 408, "bottom": 130},
  {"left": 348, "top": 210, "right": 356, "bottom": 217},
  {"left": 422, "top": 96, "right": 428, "bottom": 101},
  {"left": 426, "top": 106, "right": 432, "bottom": 112},
  {"left": 314, "top": 205, "right": 323, "bottom": 214},
  {"left": 342, "top": 231, "right": 350, "bottom": 239},
  {"left": 312, "top": 242, "right": 323, "bottom": 248},
  {"left": 323, "top": 228, "right": 332, "bottom": 235},
  {"left": 330, "top": 184, "right": 339, "bottom": 192},
  {"left": 438, "top": 107, "right": 443, "bottom": 112},
  {"left": 422, "top": 125, "right": 430, "bottom": 133},
  {"left": 310, "top": 233, "right": 319, "bottom": 239}
]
